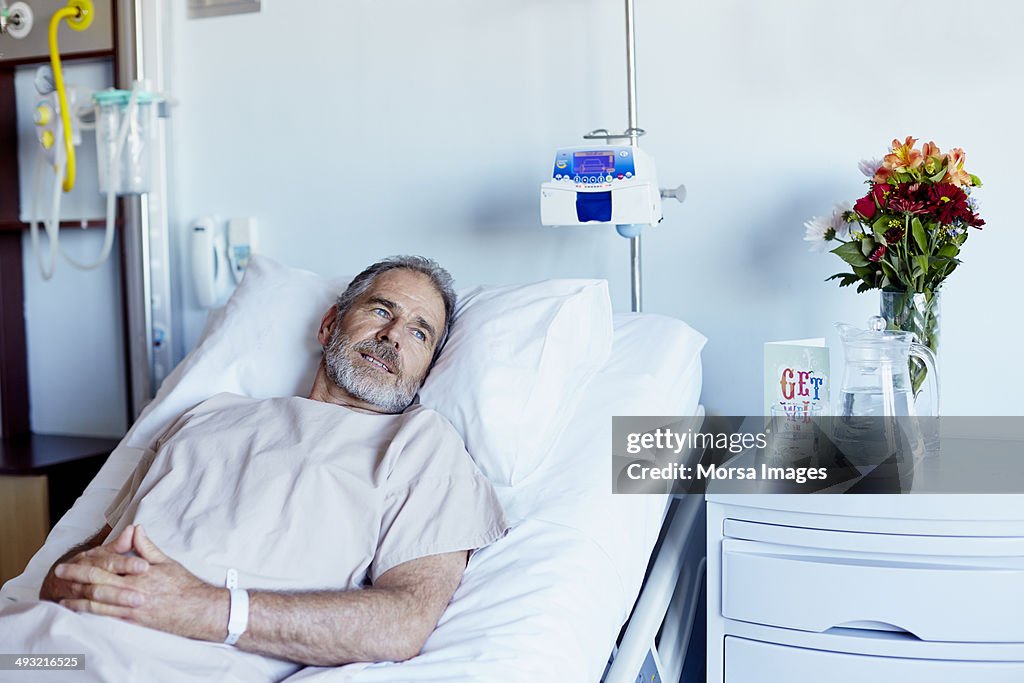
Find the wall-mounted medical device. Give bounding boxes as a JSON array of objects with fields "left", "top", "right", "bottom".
[
  {"left": 540, "top": 145, "right": 662, "bottom": 227},
  {"left": 191, "top": 216, "right": 258, "bottom": 308},
  {"left": 93, "top": 87, "right": 158, "bottom": 195},
  {"left": 19, "top": 0, "right": 170, "bottom": 280},
  {"left": 227, "top": 216, "right": 257, "bottom": 284}
]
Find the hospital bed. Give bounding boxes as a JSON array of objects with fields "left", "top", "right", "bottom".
[{"left": 1, "top": 257, "right": 706, "bottom": 682}]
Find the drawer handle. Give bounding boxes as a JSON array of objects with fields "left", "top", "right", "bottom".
[{"left": 825, "top": 620, "right": 922, "bottom": 639}]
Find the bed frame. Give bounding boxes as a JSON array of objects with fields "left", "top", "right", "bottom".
[{"left": 604, "top": 408, "right": 709, "bottom": 683}]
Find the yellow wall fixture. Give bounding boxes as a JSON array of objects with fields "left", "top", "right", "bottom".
[{"left": 48, "top": 0, "right": 93, "bottom": 192}]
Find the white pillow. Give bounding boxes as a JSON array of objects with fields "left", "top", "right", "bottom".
[
  {"left": 124, "top": 257, "right": 346, "bottom": 450},
  {"left": 418, "top": 280, "right": 613, "bottom": 485},
  {"left": 126, "top": 256, "right": 613, "bottom": 486}
]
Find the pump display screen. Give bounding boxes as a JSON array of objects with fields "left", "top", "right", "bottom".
[{"left": 573, "top": 151, "right": 616, "bottom": 176}]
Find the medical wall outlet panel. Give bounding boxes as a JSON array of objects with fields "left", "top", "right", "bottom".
[
  {"left": 540, "top": 145, "right": 662, "bottom": 227},
  {"left": 0, "top": 0, "right": 113, "bottom": 63}
]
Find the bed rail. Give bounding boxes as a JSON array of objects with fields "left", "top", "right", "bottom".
[{"left": 604, "top": 491, "right": 707, "bottom": 683}]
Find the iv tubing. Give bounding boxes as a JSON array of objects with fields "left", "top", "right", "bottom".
[
  {"left": 47, "top": 0, "right": 93, "bottom": 192},
  {"left": 28, "top": 132, "right": 62, "bottom": 280}
]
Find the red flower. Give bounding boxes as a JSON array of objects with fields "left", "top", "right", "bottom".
[
  {"left": 854, "top": 194, "right": 876, "bottom": 220},
  {"left": 889, "top": 197, "right": 927, "bottom": 214},
  {"left": 868, "top": 245, "right": 887, "bottom": 262},
  {"left": 884, "top": 225, "right": 906, "bottom": 244},
  {"left": 871, "top": 183, "right": 892, "bottom": 205},
  {"left": 929, "top": 184, "right": 970, "bottom": 224}
]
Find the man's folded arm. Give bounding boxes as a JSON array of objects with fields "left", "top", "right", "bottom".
[{"left": 201, "top": 550, "right": 469, "bottom": 665}]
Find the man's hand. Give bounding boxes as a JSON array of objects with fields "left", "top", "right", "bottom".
[
  {"left": 41, "top": 525, "right": 149, "bottom": 605},
  {"left": 59, "top": 525, "right": 228, "bottom": 642},
  {"left": 57, "top": 525, "right": 468, "bottom": 664}
]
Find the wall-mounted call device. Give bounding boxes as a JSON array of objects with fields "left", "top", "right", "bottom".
[
  {"left": 227, "top": 216, "right": 257, "bottom": 284},
  {"left": 190, "top": 217, "right": 220, "bottom": 309},
  {"left": 191, "top": 215, "right": 258, "bottom": 308}
]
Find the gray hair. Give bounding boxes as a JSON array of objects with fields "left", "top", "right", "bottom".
[{"left": 334, "top": 255, "right": 456, "bottom": 363}]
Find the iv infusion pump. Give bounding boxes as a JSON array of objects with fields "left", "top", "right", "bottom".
[{"left": 540, "top": 145, "right": 662, "bottom": 227}]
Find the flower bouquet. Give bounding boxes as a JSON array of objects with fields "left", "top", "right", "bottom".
[{"left": 804, "top": 136, "right": 985, "bottom": 395}]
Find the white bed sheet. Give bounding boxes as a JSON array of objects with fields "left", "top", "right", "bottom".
[{"left": 1, "top": 312, "right": 705, "bottom": 682}]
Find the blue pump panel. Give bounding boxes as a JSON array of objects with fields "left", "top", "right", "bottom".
[
  {"left": 551, "top": 146, "right": 636, "bottom": 186},
  {"left": 576, "top": 191, "right": 612, "bottom": 222}
]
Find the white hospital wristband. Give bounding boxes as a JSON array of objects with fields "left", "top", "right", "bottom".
[{"left": 225, "top": 588, "right": 249, "bottom": 645}]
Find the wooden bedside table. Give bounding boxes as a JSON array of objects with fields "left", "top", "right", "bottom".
[{"left": 0, "top": 434, "right": 121, "bottom": 585}]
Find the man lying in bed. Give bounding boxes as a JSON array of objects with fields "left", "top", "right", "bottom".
[{"left": 1, "top": 256, "right": 507, "bottom": 679}]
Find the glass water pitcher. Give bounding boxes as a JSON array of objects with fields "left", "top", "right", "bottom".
[{"left": 835, "top": 316, "right": 939, "bottom": 418}]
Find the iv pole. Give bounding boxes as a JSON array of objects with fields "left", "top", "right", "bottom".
[
  {"left": 624, "top": 0, "right": 642, "bottom": 313},
  {"left": 573, "top": 0, "right": 684, "bottom": 313}
]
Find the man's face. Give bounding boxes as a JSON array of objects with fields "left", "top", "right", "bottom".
[{"left": 320, "top": 269, "right": 446, "bottom": 413}]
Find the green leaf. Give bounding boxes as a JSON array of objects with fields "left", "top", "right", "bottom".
[
  {"left": 911, "top": 217, "right": 928, "bottom": 252},
  {"left": 871, "top": 215, "right": 890, "bottom": 240},
  {"left": 916, "top": 255, "right": 929, "bottom": 275},
  {"left": 824, "top": 273, "right": 861, "bottom": 288},
  {"left": 861, "top": 236, "right": 878, "bottom": 257},
  {"left": 929, "top": 168, "right": 947, "bottom": 183},
  {"left": 938, "top": 245, "right": 959, "bottom": 258},
  {"left": 969, "top": 174, "right": 983, "bottom": 187},
  {"left": 879, "top": 260, "right": 897, "bottom": 281},
  {"left": 832, "top": 241, "right": 870, "bottom": 267},
  {"left": 856, "top": 281, "right": 875, "bottom": 294},
  {"left": 853, "top": 265, "right": 874, "bottom": 280}
]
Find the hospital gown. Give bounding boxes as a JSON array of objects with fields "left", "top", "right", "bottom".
[{"left": 0, "top": 392, "right": 508, "bottom": 682}]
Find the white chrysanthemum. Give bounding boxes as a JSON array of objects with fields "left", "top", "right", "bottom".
[
  {"left": 830, "top": 201, "right": 852, "bottom": 240},
  {"left": 858, "top": 158, "right": 883, "bottom": 178},
  {"left": 803, "top": 215, "right": 832, "bottom": 252}
]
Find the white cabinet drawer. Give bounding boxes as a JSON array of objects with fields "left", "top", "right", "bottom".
[
  {"left": 725, "top": 637, "right": 1024, "bottom": 683},
  {"left": 721, "top": 521, "right": 1024, "bottom": 642}
]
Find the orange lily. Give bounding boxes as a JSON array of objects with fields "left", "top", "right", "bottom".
[
  {"left": 922, "top": 141, "right": 944, "bottom": 175},
  {"left": 873, "top": 165, "right": 893, "bottom": 184},
  {"left": 945, "top": 147, "right": 971, "bottom": 186},
  {"left": 883, "top": 136, "right": 923, "bottom": 172}
]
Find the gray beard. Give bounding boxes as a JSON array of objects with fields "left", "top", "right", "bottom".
[{"left": 323, "top": 330, "right": 420, "bottom": 413}]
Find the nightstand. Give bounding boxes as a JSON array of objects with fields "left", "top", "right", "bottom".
[
  {"left": 0, "top": 434, "right": 120, "bottom": 585},
  {"left": 706, "top": 432, "right": 1024, "bottom": 682}
]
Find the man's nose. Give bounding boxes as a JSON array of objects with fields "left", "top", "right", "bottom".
[{"left": 376, "top": 321, "right": 400, "bottom": 348}]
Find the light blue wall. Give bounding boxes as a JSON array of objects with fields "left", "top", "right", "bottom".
[{"left": 17, "top": 1, "right": 1024, "bottom": 435}]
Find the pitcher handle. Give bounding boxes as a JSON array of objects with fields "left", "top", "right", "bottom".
[{"left": 909, "top": 342, "right": 940, "bottom": 416}]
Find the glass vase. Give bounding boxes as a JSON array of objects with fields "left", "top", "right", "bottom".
[{"left": 879, "top": 288, "right": 940, "bottom": 405}]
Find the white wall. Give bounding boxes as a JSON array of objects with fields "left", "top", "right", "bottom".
[{"left": 17, "top": 0, "right": 1024, "bottom": 434}]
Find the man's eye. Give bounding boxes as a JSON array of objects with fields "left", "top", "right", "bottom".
[
  {"left": 373, "top": 308, "right": 389, "bottom": 318},
  {"left": 412, "top": 329, "right": 426, "bottom": 341}
]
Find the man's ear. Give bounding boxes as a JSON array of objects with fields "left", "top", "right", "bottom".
[{"left": 317, "top": 305, "right": 339, "bottom": 347}]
